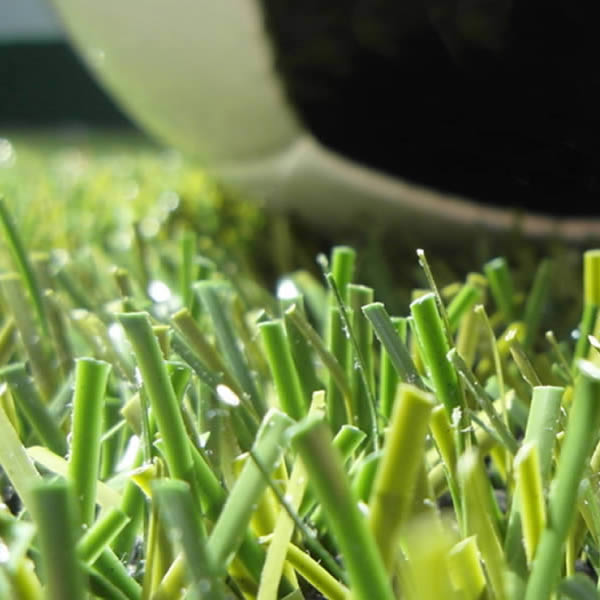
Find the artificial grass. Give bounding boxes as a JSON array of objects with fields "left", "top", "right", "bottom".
[{"left": 1, "top": 132, "right": 600, "bottom": 599}]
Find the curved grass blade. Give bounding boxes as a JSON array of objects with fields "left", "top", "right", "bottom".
[{"left": 0, "top": 198, "right": 47, "bottom": 334}]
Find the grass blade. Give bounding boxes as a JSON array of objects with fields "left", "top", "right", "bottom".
[
  {"left": 284, "top": 303, "right": 352, "bottom": 428},
  {"left": 68, "top": 358, "right": 111, "bottom": 529},
  {"left": 362, "top": 302, "right": 423, "bottom": 389},
  {"left": 0, "top": 198, "right": 47, "bottom": 334},
  {"left": 525, "top": 361, "right": 600, "bottom": 600},
  {"left": 447, "top": 275, "right": 485, "bottom": 333},
  {"left": 154, "top": 480, "right": 225, "bottom": 600},
  {"left": 195, "top": 281, "right": 265, "bottom": 416},
  {"left": 119, "top": 312, "right": 195, "bottom": 485},
  {"left": 504, "top": 385, "right": 563, "bottom": 582},
  {"left": 282, "top": 542, "right": 348, "bottom": 600},
  {"left": 484, "top": 256, "right": 516, "bottom": 323},
  {"left": 289, "top": 414, "right": 395, "bottom": 600},
  {"left": 448, "top": 348, "right": 518, "bottom": 455},
  {"left": 328, "top": 246, "right": 356, "bottom": 305},
  {"left": 347, "top": 284, "right": 376, "bottom": 436},
  {"left": 259, "top": 319, "right": 307, "bottom": 420},
  {"left": 1, "top": 363, "right": 67, "bottom": 456},
  {"left": 515, "top": 442, "right": 546, "bottom": 565},
  {"left": 523, "top": 259, "right": 552, "bottom": 350},
  {"left": 447, "top": 536, "right": 487, "bottom": 600},
  {"left": 369, "top": 384, "right": 434, "bottom": 571},
  {"left": 77, "top": 508, "right": 130, "bottom": 565},
  {"left": 378, "top": 316, "right": 406, "bottom": 420},
  {"left": 208, "top": 408, "right": 292, "bottom": 570},
  {"left": 30, "top": 479, "right": 85, "bottom": 600},
  {"left": 0, "top": 273, "right": 56, "bottom": 400},
  {"left": 323, "top": 271, "right": 380, "bottom": 445},
  {"left": 459, "top": 449, "right": 508, "bottom": 600},
  {"left": 0, "top": 402, "right": 41, "bottom": 514}
]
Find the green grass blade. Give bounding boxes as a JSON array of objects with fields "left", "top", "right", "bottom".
[
  {"left": 369, "top": 384, "right": 434, "bottom": 571},
  {"left": 153, "top": 480, "right": 225, "bottom": 600},
  {"left": 584, "top": 250, "right": 600, "bottom": 308},
  {"left": 347, "top": 284, "right": 376, "bottom": 437},
  {"left": 284, "top": 303, "right": 352, "bottom": 428},
  {"left": 325, "top": 304, "right": 353, "bottom": 431},
  {"left": 171, "top": 308, "right": 232, "bottom": 383},
  {"left": 362, "top": 302, "right": 423, "bottom": 389},
  {"left": 378, "top": 316, "right": 406, "bottom": 420},
  {"left": 0, "top": 402, "right": 41, "bottom": 514},
  {"left": 411, "top": 293, "right": 467, "bottom": 455},
  {"left": 92, "top": 549, "right": 141, "bottom": 600},
  {"left": 283, "top": 542, "right": 349, "bottom": 600},
  {"left": 289, "top": 414, "right": 395, "bottom": 600},
  {"left": 1, "top": 363, "right": 67, "bottom": 455},
  {"left": 0, "top": 273, "right": 56, "bottom": 400},
  {"left": 410, "top": 293, "right": 461, "bottom": 414},
  {"left": 179, "top": 232, "right": 197, "bottom": 311},
  {"left": 0, "top": 197, "right": 48, "bottom": 334},
  {"left": 257, "top": 445, "right": 311, "bottom": 600},
  {"left": 484, "top": 256, "right": 516, "bottom": 323},
  {"left": 328, "top": 246, "right": 356, "bottom": 305},
  {"left": 447, "top": 276, "right": 485, "bottom": 333},
  {"left": 30, "top": 479, "right": 85, "bottom": 600},
  {"left": 0, "top": 316, "right": 16, "bottom": 367},
  {"left": 447, "top": 536, "right": 487, "bottom": 600},
  {"left": 119, "top": 312, "right": 195, "bottom": 484},
  {"left": 77, "top": 508, "right": 130, "bottom": 565},
  {"left": 68, "top": 358, "right": 112, "bottom": 529},
  {"left": 27, "top": 445, "right": 122, "bottom": 509},
  {"left": 523, "top": 259, "right": 552, "bottom": 350},
  {"left": 448, "top": 348, "right": 518, "bottom": 454},
  {"left": 574, "top": 250, "right": 600, "bottom": 365},
  {"left": 459, "top": 449, "right": 508, "bottom": 600},
  {"left": 416, "top": 248, "right": 454, "bottom": 343},
  {"left": 504, "top": 385, "right": 563, "bottom": 582},
  {"left": 323, "top": 272, "right": 379, "bottom": 445},
  {"left": 259, "top": 319, "right": 307, "bottom": 420},
  {"left": 508, "top": 333, "right": 542, "bottom": 387},
  {"left": 195, "top": 281, "right": 265, "bottom": 416},
  {"left": 281, "top": 295, "right": 321, "bottom": 402},
  {"left": 515, "top": 442, "right": 546, "bottom": 565},
  {"left": 525, "top": 361, "right": 600, "bottom": 600},
  {"left": 402, "top": 517, "right": 460, "bottom": 600},
  {"left": 208, "top": 408, "right": 292, "bottom": 570}
]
